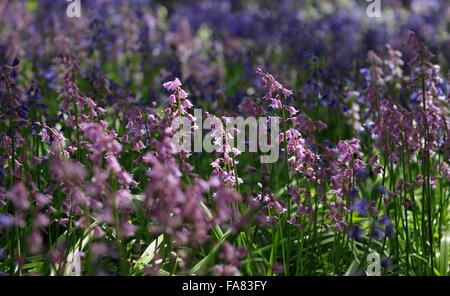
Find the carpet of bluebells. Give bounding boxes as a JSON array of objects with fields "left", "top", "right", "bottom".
[{"left": 0, "top": 0, "right": 449, "bottom": 276}]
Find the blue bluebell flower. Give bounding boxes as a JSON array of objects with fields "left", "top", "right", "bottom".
[
  {"left": 349, "top": 225, "right": 364, "bottom": 242},
  {"left": 352, "top": 198, "right": 368, "bottom": 217}
]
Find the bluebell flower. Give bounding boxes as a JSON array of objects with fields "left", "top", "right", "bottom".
[
  {"left": 0, "top": 168, "right": 5, "bottom": 186},
  {"left": 349, "top": 225, "right": 364, "bottom": 242},
  {"left": 0, "top": 248, "right": 5, "bottom": 261},
  {"left": 0, "top": 214, "right": 14, "bottom": 231},
  {"left": 379, "top": 215, "right": 392, "bottom": 226},
  {"left": 356, "top": 269, "right": 367, "bottom": 276},
  {"left": 352, "top": 198, "right": 368, "bottom": 217},
  {"left": 376, "top": 185, "right": 388, "bottom": 195},
  {"left": 378, "top": 216, "right": 394, "bottom": 237},
  {"left": 354, "top": 167, "right": 368, "bottom": 181},
  {"left": 348, "top": 188, "right": 359, "bottom": 200},
  {"left": 381, "top": 256, "right": 391, "bottom": 268},
  {"left": 371, "top": 228, "right": 384, "bottom": 240},
  {"left": 385, "top": 224, "right": 394, "bottom": 238}
]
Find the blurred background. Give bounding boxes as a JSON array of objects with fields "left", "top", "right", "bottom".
[{"left": 0, "top": 0, "right": 448, "bottom": 117}]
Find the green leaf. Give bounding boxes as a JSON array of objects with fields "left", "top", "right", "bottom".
[
  {"left": 344, "top": 259, "right": 359, "bottom": 276},
  {"left": 132, "top": 234, "right": 164, "bottom": 272},
  {"left": 438, "top": 227, "right": 450, "bottom": 276},
  {"left": 189, "top": 229, "right": 231, "bottom": 275}
]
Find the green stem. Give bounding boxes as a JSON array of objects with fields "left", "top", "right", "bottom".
[
  {"left": 420, "top": 56, "right": 434, "bottom": 273},
  {"left": 3, "top": 69, "right": 15, "bottom": 184},
  {"left": 72, "top": 98, "right": 81, "bottom": 162},
  {"left": 281, "top": 104, "right": 291, "bottom": 275}
]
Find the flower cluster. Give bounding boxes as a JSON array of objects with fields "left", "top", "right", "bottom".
[{"left": 0, "top": 1, "right": 448, "bottom": 277}]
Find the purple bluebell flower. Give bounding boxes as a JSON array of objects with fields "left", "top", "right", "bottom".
[
  {"left": 385, "top": 224, "right": 394, "bottom": 238},
  {"left": 0, "top": 248, "right": 5, "bottom": 261},
  {"left": 371, "top": 228, "right": 385, "bottom": 240},
  {"left": 379, "top": 216, "right": 394, "bottom": 237},
  {"left": 352, "top": 198, "right": 368, "bottom": 217},
  {"left": 348, "top": 188, "right": 359, "bottom": 200},
  {"left": 349, "top": 225, "right": 364, "bottom": 242},
  {"left": 381, "top": 256, "right": 391, "bottom": 268},
  {"left": 354, "top": 167, "right": 368, "bottom": 181},
  {"left": 0, "top": 214, "right": 14, "bottom": 230}
]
